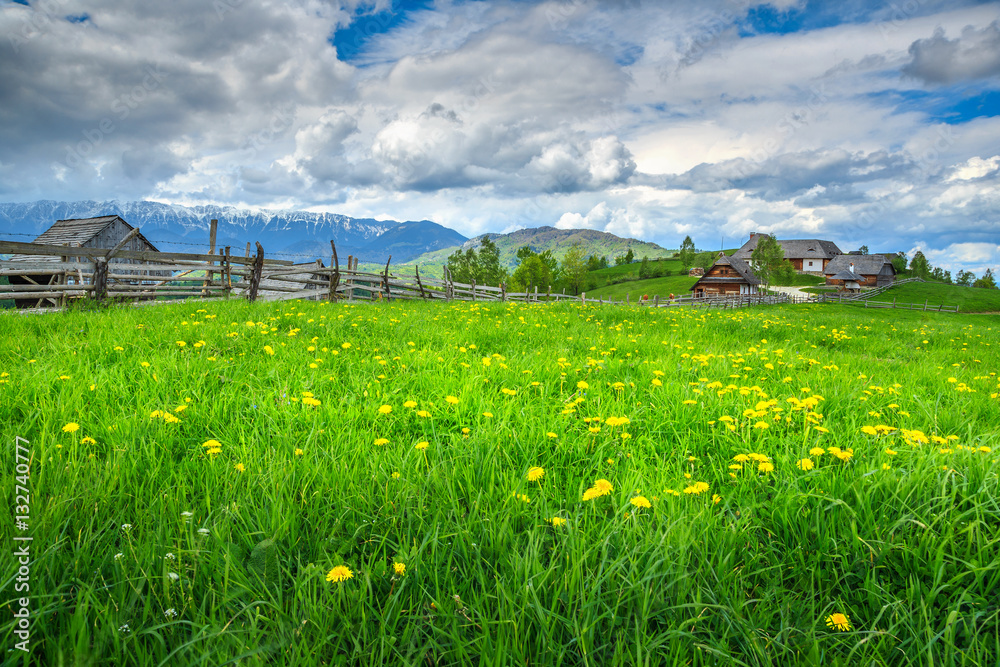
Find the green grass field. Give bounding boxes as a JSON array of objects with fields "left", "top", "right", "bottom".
[
  {"left": 879, "top": 282, "right": 1000, "bottom": 312},
  {"left": 2, "top": 299, "right": 999, "bottom": 665},
  {"left": 585, "top": 274, "right": 698, "bottom": 300}
]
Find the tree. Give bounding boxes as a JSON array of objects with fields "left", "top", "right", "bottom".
[
  {"left": 511, "top": 246, "right": 558, "bottom": 291},
  {"left": 909, "top": 251, "right": 930, "bottom": 279},
  {"left": 679, "top": 235, "right": 696, "bottom": 269},
  {"left": 858, "top": 244, "right": 869, "bottom": 255},
  {"left": 615, "top": 248, "right": 635, "bottom": 266},
  {"left": 638, "top": 256, "right": 652, "bottom": 279},
  {"left": 891, "top": 252, "right": 908, "bottom": 274},
  {"left": 561, "top": 243, "right": 587, "bottom": 295},
  {"left": 973, "top": 268, "right": 997, "bottom": 290},
  {"left": 956, "top": 270, "right": 976, "bottom": 287},
  {"left": 445, "top": 236, "right": 508, "bottom": 286},
  {"left": 749, "top": 234, "right": 786, "bottom": 288}
]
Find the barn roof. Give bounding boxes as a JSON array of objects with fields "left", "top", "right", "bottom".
[
  {"left": 828, "top": 270, "right": 860, "bottom": 281},
  {"left": 733, "top": 234, "right": 842, "bottom": 260},
  {"left": 824, "top": 254, "right": 893, "bottom": 276},
  {"left": 689, "top": 253, "right": 761, "bottom": 290},
  {"left": 9, "top": 216, "right": 159, "bottom": 262}
]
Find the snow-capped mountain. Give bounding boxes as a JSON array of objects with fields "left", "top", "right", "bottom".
[{"left": 0, "top": 200, "right": 467, "bottom": 263}]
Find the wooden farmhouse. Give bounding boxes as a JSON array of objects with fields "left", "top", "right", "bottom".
[
  {"left": 733, "top": 233, "right": 843, "bottom": 274},
  {"left": 690, "top": 253, "right": 761, "bottom": 297},
  {"left": 824, "top": 254, "right": 895, "bottom": 289},
  {"left": 7, "top": 216, "right": 167, "bottom": 308}
]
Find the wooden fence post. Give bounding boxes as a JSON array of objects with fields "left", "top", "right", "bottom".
[
  {"left": 203, "top": 218, "right": 217, "bottom": 296},
  {"left": 534, "top": 286, "right": 538, "bottom": 302},
  {"left": 329, "top": 241, "right": 340, "bottom": 301},
  {"left": 346, "top": 255, "right": 354, "bottom": 301},
  {"left": 500, "top": 282, "right": 506, "bottom": 302},
  {"left": 471, "top": 279, "right": 476, "bottom": 301},
  {"left": 224, "top": 246, "right": 232, "bottom": 295},
  {"left": 92, "top": 259, "right": 108, "bottom": 301},
  {"left": 248, "top": 242, "right": 264, "bottom": 302},
  {"left": 654, "top": 295, "right": 659, "bottom": 307},
  {"left": 382, "top": 256, "right": 392, "bottom": 302},
  {"left": 245, "top": 242, "right": 251, "bottom": 258},
  {"left": 923, "top": 299, "right": 928, "bottom": 311},
  {"left": 415, "top": 265, "right": 427, "bottom": 300},
  {"left": 581, "top": 291, "right": 585, "bottom": 303}
]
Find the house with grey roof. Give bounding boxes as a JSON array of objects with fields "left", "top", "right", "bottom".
[
  {"left": 824, "top": 254, "right": 895, "bottom": 289},
  {"left": 733, "top": 233, "right": 843, "bottom": 274},
  {"left": 690, "top": 252, "right": 761, "bottom": 297}
]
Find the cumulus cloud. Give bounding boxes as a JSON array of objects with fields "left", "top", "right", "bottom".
[{"left": 902, "top": 21, "right": 1000, "bottom": 84}]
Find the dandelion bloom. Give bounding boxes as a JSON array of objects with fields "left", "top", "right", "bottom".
[
  {"left": 860, "top": 425, "right": 878, "bottom": 436},
  {"left": 515, "top": 493, "right": 530, "bottom": 503},
  {"left": 483, "top": 412, "right": 494, "bottom": 418},
  {"left": 547, "top": 432, "right": 557, "bottom": 438},
  {"left": 630, "top": 496, "right": 651, "bottom": 509},
  {"left": 415, "top": 441, "right": 429, "bottom": 450},
  {"left": 234, "top": 463, "right": 245, "bottom": 472},
  {"left": 341, "top": 343, "right": 351, "bottom": 349},
  {"left": 416, "top": 410, "right": 431, "bottom": 418},
  {"left": 885, "top": 448, "right": 897, "bottom": 456},
  {"left": 548, "top": 517, "right": 567, "bottom": 527},
  {"left": 403, "top": 400, "right": 418, "bottom": 409},
  {"left": 825, "top": 613, "right": 851, "bottom": 631},
  {"left": 577, "top": 381, "right": 589, "bottom": 390},
  {"left": 81, "top": 436, "right": 96, "bottom": 445},
  {"left": 326, "top": 565, "right": 353, "bottom": 583},
  {"left": 712, "top": 494, "right": 722, "bottom": 504},
  {"left": 796, "top": 458, "right": 814, "bottom": 471},
  {"left": 378, "top": 405, "right": 392, "bottom": 415},
  {"left": 683, "top": 482, "right": 710, "bottom": 495},
  {"left": 809, "top": 447, "right": 825, "bottom": 456},
  {"left": 526, "top": 467, "right": 545, "bottom": 482},
  {"left": 263, "top": 345, "right": 275, "bottom": 356},
  {"left": 758, "top": 461, "right": 775, "bottom": 473},
  {"left": 733, "top": 454, "right": 749, "bottom": 462},
  {"left": 62, "top": 422, "right": 80, "bottom": 433},
  {"left": 176, "top": 341, "right": 186, "bottom": 347},
  {"left": 202, "top": 439, "right": 222, "bottom": 449},
  {"left": 445, "top": 395, "right": 459, "bottom": 405},
  {"left": 294, "top": 448, "right": 304, "bottom": 456},
  {"left": 374, "top": 438, "right": 390, "bottom": 446},
  {"left": 391, "top": 472, "right": 401, "bottom": 479},
  {"left": 393, "top": 562, "right": 406, "bottom": 576}
]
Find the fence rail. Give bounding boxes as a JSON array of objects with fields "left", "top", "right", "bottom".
[{"left": 0, "top": 238, "right": 809, "bottom": 312}]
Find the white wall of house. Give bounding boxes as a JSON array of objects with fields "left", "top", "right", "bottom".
[{"left": 740, "top": 284, "right": 758, "bottom": 295}]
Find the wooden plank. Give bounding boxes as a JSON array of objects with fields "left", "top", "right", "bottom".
[
  {"left": 248, "top": 243, "right": 265, "bottom": 302},
  {"left": 0, "top": 239, "right": 293, "bottom": 265}
]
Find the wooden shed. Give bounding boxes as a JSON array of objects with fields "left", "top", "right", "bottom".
[
  {"left": 824, "top": 254, "right": 895, "bottom": 289},
  {"left": 7, "top": 216, "right": 166, "bottom": 307},
  {"left": 690, "top": 253, "right": 761, "bottom": 297}
]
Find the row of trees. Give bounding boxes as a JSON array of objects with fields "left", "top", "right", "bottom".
[
  {"left": 898, "top": 250, "right": 996, "bottom": 288},
  {"left": 445, "top": 237, "right": 592, "bottom": 294}
]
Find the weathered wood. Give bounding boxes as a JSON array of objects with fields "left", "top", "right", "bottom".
[
  {"left": 383, "top": 256, "right": 392, "bottom": 301},
  {"left": 248, "top": 243, "right": 265, "bottom": 302},
  {"left": 329, "top": 241, "right": 340, "bottom": 301},
  {"left": 203, "top": 218, "right": 218, "bottom": 295},
  {"left": 224, "top": 246, "right": 232, "bottom": 294},
  {"left": 92, "top": 260, "right": 108, "bottom": 301},
  {"left": 245, "top": 242, "right": 251, "bottom": 258},
  {"left": 414, "top": 265, "right": 428, "bottom": 299},
  {"left": 0, "top": 239, "right": 292, "bottom": 266}
]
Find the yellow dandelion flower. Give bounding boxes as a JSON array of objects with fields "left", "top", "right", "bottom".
[
  {"left": 393, "top": 562, "right": 406, "bottom": 576},
  {"left": 712, "top": 494, "right": 722, "bottom": 504},
  {"left": 294, "top": 448, "right": 304, "bottom": 456},
  {"left": 825, "top": 613, "right": 851, "bottom": 632},
  {"left": 81, "top": 436, "right": 96, "bottom": 445},
  {"left": 391, "top": 471, "right": 401, "bottom": 479},
  {"left": 326, "top": 565, "right": 353, "bottom": 583},
  {"left": 416, "top": 410, "right": 431, "bottom": 418},
  {"left": 483, "top": 412, "right": 494, "bottom": 418},
  {"left": 341, "top": 343, "right": 351, "bottom": 349},
  {"left": 445, "top": 395, "right": 459, "bottom": 405},
  {"left": 809, "top": 447, "right": 825, "bottom": 456},
  {"left": 234, "top": 463, "right": 245, "bottom": 473},
  {"left": 548, "top": 517, "right": 567, "bottom": 527},
  {"left": 796, "top": 458, "right": 814, "bottom": 471},
  {"left": 547, "top": 432, "right": 558, "bottom": 438},
  {"left": 526, "top": 467, "right": 545, "bottom": 482},
  {"left": 374, "top": 438, "right": 389, "bottom": 446},
  {"left": 415, "top": 441, "right": 429, "bottom": 450},
  {"left": 176, "top": 341, "right": 186, "bottom": 347},
  {"left": 758, "top": 461, "right": 775, "bottom": 473},
  {"left": 403, "top": 400, "right": 418, "bottom": 408},
  {"left": 630, "top": 496, "right": 651, "bottom": 509},
  {"left": 378, "top": 405, "right": 392, "bottom": 415},
  {"left": 577, "top": 381, "right": 589, "bottom": 390},
  {"left": 263, "top": 345, "right": 275, "bottom": 356},
  {"left": 62, "top": 422, "right": 80, "bottom": 433}
]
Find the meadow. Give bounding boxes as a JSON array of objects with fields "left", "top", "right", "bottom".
[{"left": 1, "top": 298, "right": 998, "bottom": 665}]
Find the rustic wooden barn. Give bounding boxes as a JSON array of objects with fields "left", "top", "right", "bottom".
[
  {"left": 7, "top": 216, "right": 167, "bottom": 308},
  {"left": 690, "top": 253, "right": 761, "bottom": 297},
  {"left": 824, "top": 254, "right": 895, "bottom": 289}
]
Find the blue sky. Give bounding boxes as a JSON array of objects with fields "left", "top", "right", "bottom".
[{"left": 0, "top": 0, "right": 998, "bottom": 274}]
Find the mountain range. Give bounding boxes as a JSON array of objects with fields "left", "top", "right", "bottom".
[
  {"left": 0, "top": 200, "right": 466, "bottom": 264},
  {"left": 0, "top": 200, "right": 671, "bottom": 272}
]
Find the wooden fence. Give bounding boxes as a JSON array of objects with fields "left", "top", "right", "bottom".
[
  {"left": 816, "top": 278, "right": 960, "bottom": 312},
  {"left": 0, "top": 238, "right": 802, "bottom": 311}
]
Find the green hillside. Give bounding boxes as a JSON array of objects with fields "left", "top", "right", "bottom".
[
  {"left": 585, "top": 274, "right": 699, "bottom": 300},
  {"left": 394, "top": 226, "right": 672, "bottom": 278},
  {"left": 876, "top": 281, "right": 1000, "bottom": 313}
]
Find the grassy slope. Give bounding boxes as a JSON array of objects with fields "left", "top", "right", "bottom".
[
  {"left": 879, "top": 281, "right": 1000, "bottom": 312},
  {"left": 586, "top": 274, "right": 698, "bottom": 299},
  {"left": 1, "top": 300, "right": 998, "bottom": 664}
]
